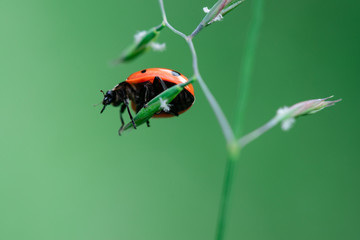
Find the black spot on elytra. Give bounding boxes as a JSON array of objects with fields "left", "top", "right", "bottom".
[
  {"left": 171, "top": 71, "right": 181, "bottom": 76},
  {"left": 141, "top": 69, "right": 147, "bottom": 73}
]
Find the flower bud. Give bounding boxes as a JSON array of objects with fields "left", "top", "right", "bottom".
[
  {"left": 276, "top": 96, "right": 342, "bottom": 131},
  {"left": 115, "top": 23, "right": 165, "bottom": 63},
  {"left": 202, "top": 0, "right": 232, "bottom": 25},
  {"left": 191, "top": 0, "right": 246, "bottom": 37},
  {"left": 221, "top": 0, "right": 247, "bottom": 17}
]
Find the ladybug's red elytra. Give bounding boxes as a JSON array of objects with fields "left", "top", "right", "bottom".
[{"left": 100, "top": 68, "right": 195, "bottom": 133}]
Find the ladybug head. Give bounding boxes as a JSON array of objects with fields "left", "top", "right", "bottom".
[{"left": 100, "top": 90, "right": 115, "bottom": 113}]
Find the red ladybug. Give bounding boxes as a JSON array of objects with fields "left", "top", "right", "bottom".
[{"left": 101, "top": 68, "right": 195, "bottom": 133}]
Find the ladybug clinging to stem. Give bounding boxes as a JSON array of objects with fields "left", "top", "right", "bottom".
[{"left": 100, "top": 68, "right": 195, "bottom": 134}]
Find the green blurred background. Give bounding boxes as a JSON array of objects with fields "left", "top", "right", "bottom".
[{"left": 1, "top": 0, "right": 359, "bottom": 239}]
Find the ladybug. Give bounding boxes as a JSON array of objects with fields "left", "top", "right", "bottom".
[{"left": 100, "top": 68, "right": 195, "bottom": 133}]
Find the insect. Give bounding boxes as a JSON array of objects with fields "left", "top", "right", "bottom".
[{"left": 100, "top": 68, "right": 195, "bottom": 133}]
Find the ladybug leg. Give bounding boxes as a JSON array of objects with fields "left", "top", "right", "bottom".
[
  {"left": 153, "top": 76, "right": 168, "bottom": 90},
  {"left": 142, "top": 83, "right": 152, "bottom": 108},
  {"left": 153, "top": 76, "right": 180, "bottom": 116},
  {"left": 119, "top": 104, "right": 126, "bottom": 129},
  {"left": 136, "top": 83, "right": 153, "bottom": 111},
  {"left": 153, "top": 76, "right": 167, "bottom": 115},
  {"left": 137, "top": 83, "right": 153, "bottom": 128},
  {"left": 169, "top": 108, "right": 179, "bottom": 116},
  {"left": 143, "top": 84, "right": 153, "bottom": 127},
  {"left": 124, "top": 99, "right": 136, "bottom": 129}
]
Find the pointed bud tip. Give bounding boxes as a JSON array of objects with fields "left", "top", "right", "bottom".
[{"left": 276, "top": 95, "right": 342, "bottom": 131}]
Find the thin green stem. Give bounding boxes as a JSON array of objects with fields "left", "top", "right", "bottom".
[
  {"left": 215, "top": 2, "right": 265, "bottom": 240},
  {"left": 158, "top": 0, "right": 188, "bottom": 39},
  {"left": 157, "top": 2, "right": 264, "bottom": 240},
  {"left": 234, "top": 0, "right": 265, "bottom": 138},
  {"left": 215, "top": 143, "right": 241, "bottom": 240},
  {"left": 187, "top": 39, "right": 235, "bottom": 142},
  {"left": 158, "top": 0, "right": 235, "bottom": 144},
  {"left": 190, "top": 24, "right": 204, "bottom": 39},
  {"left": 238, "top": 115, "right": 280, "bottom": 147}
]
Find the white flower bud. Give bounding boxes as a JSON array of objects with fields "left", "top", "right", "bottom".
[{"left": 276, "top": 96, "right": 341, "bottom": 131}]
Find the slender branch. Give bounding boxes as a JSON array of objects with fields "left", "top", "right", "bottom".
[
  {"left": 215, "top": 1, "right": 264, "bottom": 240},
  {"left": 158, "top": 0, "right": 188, "bottom": 39},
  {"left": 233, "top": 0, "right": 265, "bottom": 138},
  {"left": 238, "top": 115, "right": 280, "bottom": 147},
  {"left": 158, "top": 0, "right": 167, "bottom": 21},
  {"left": 190, "top": 25, "right": 204, "bottom": 39},
  {"left": 187, "top": 40, "right": 235, "bottom": 142},
  {"left": 158, "top": 0, "right": 235, "bottom": 143},
  {"left": 157, "top": 2, "right": 263, "bottom": 240},
  {"left": 215, "top": 146, "right": 240, "bottom": 240},
  {"left": 239, "top": 96, "right": 342, "bottom": 147},
  {"left": 155, "top": 2, "right": 338, "bottom": 240}
]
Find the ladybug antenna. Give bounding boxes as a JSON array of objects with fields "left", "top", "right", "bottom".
[
  {"left": 93, "top": 101, "right": 102, "bottom": 107},
  {"left": 98, "top": 90, "right": 107, "bottom": 113}
]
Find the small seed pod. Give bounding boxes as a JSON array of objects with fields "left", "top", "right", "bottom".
[
  {"left": 191, "top": 0, "right": 246, "bottom": 37},
  {"left": 116, "top": 23, "right": 165, "bottom": 63},
  {"left": 277, "top": 96, "right": 342, "bottom": 131}
]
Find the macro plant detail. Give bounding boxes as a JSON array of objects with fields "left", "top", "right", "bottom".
[
  {"left": 103, "top": 0, "right": 342, "bottom": 239},
  {"left": 114, "top": 23, "right": 166, "bottom": 64}
]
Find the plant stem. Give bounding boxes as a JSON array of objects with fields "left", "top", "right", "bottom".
[
  {"left": 157, "top": 2, "right": 264, "bottom": 240},
  {"left": 238, "top": 115, "right": 280, "bottom": 147},
  {"left": 187, "top": 39, "right": 235, "bottom": 143},
  {"left": 234, "top": 0, "right": 265, "bottom": 138},
  {"left": 158, "top": 0, "right": 188, "bottom": 39},
  {"left": 215, "top": 142, "right": 241, "bottom": 240},
  {"left": 215, "top": 2, "right": 265, "bottom": 240},
  {"left": 158, "top": 0, "right": 235, "bottom": 144},
  {"left": 190, "top": 24, "right": 204, "bottom": 39}
]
